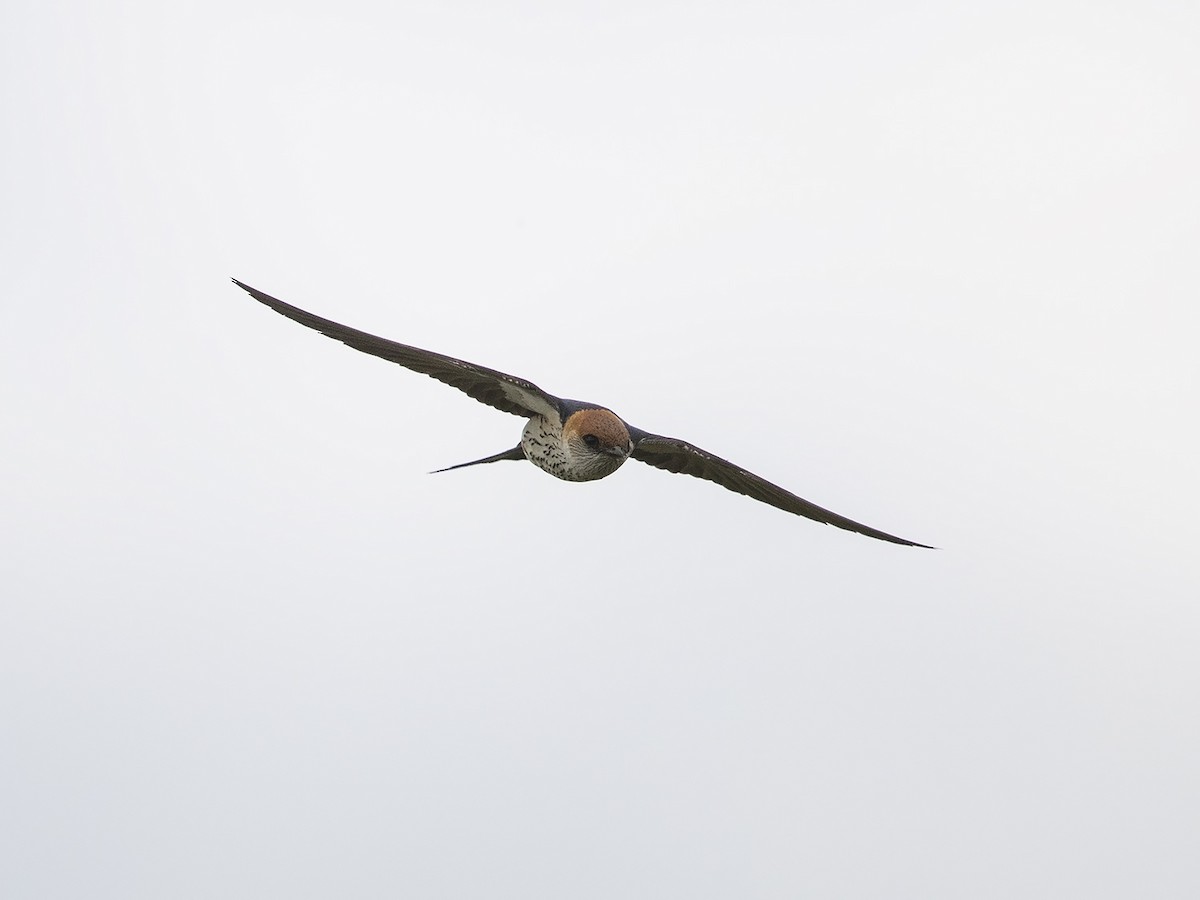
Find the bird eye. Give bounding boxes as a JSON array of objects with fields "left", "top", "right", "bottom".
[{"left": 582, "top": 434, "right": 600, "bottom": 448}]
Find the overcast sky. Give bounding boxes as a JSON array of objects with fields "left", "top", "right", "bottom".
[{"left": 3, "top": 1, "right": 1198, "bottom": 898}]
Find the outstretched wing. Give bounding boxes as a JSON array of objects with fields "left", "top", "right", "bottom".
[
  {"left": 629, "top": 428, "right": 932, "bottom": 547},
  {"left": 235, "top": 280, "right": 562, "bottom": 419}
]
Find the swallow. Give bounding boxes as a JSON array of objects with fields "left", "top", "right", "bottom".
[{"left": 235, "top": 279, "right": 932, "bottom": 547}]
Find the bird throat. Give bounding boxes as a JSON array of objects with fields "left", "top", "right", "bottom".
[{"left": 521, "top": 415, "right": 612, "bottom": 483}]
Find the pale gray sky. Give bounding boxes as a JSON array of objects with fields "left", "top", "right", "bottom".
[{"left": 3, "top": 1, "right": 1198, "bottom": 898}]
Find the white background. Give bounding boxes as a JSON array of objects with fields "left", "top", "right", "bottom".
[{"left": 3, "top": 2, "right": 1198, "bottom": 897}]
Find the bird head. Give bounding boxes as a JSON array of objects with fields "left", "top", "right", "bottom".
[{"left": 562, "top": 408, "right": 633, "bottom": 480}]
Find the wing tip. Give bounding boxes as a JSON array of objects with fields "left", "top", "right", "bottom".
[
  {"left": 849, "top": 523, "right": 936, "bottom": 549},
  {"left": 232, "top": 277, "right": 265, "bottom": 301}
]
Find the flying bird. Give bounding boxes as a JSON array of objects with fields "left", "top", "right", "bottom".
[{"left": 235, "top": 279, "right": 931, "bottom": 547}]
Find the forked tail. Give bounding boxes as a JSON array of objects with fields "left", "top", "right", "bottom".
[{"left": 430, "top": 446, "right": 526, "bottom": 474}]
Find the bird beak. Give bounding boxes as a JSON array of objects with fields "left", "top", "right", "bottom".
[{"left": 604, "top": 445, "right": 630, "bottom": 459}]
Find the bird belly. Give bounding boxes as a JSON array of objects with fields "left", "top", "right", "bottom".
[{"left": 521, "top": 416, "right": 598, "bottom": 482}]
